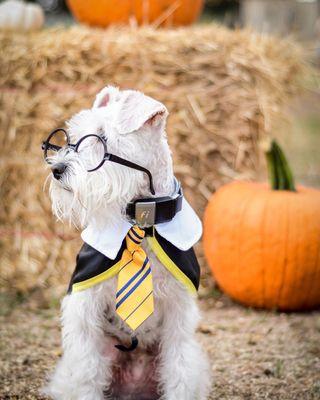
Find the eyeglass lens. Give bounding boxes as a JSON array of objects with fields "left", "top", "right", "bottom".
[
  {"left": 44, "top": 129, "right": 69, "bottom": 160},
  {"left": 76, "top": 135, "right": 106, "bottom": 171}
]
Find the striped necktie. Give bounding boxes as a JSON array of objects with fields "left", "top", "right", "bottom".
[{"left": 116, "top": 225, "right": 154, "bottom": 331}]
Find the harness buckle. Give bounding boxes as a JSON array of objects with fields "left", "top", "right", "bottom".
[{"left": 135, "top": 201, "right": 156, "bottom": 228}]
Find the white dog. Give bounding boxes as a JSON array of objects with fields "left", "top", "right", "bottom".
[{"left": 42, "top": 86, "right": 210, "bottom": 400}]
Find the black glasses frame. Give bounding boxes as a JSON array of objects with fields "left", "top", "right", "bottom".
[{"left": 42, "top": 128, "right": 155, "bottom": 195}]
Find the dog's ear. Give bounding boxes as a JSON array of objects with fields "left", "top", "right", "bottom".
[
  {"left": 93, "top": 86, "right": 120, "bottom": 108},
  {"left": 116, "top": 91, "right": 168, "bottom": 135}
]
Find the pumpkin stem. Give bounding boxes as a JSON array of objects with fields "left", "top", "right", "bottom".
[{"left": 266, "top": 140, "right": 296, "bottom": 191}]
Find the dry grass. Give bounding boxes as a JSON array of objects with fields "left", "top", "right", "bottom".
[
  {"left": 0, "top": 24, "right": 308, "bottom": 299},
  {"left": 0, "top": 297, "right": 319, "bottom": 399}
]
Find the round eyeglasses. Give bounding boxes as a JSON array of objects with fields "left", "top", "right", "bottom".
[{"left": 42, "top": 128, "right": 155, "bottom": 194}]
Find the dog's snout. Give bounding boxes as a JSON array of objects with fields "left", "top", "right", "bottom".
[{"left": 51, "top": 163, "right": 67, "bottom": 180}]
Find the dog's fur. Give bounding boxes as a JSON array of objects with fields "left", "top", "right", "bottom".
[{"left": 43, "top": 86, "right": 210, "bottom": 400}]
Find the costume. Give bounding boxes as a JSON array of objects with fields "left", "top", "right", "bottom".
[{"left": 68, "top": 198, "right": 202, "bottom": 297}]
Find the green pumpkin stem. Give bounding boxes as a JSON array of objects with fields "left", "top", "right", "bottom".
[{"left": 266, "top": 140, "right": 296, "bottom": 191}]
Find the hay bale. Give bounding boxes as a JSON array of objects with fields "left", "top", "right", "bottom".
[{"left": 0, "top": 25, "right": 307, "bottom": 299}]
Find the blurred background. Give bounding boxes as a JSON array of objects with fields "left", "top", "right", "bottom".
[
  {"left": 35, "top": 0, "right": 320, "bottom": 42},
  {"left": 25, "top": 0, "right": 320, "bottom": 186},
  {"left": 0, "top": 1, "right": 320, "bottom": 399}
]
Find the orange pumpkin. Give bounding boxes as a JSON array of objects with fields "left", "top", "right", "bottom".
[
  {"left": 203, "top": 141, "right": 320, "bottom": 311},
  {"left": 67, "top": 0, "right": 204, "bottom": 27}
]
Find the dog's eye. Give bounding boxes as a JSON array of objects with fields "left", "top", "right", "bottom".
[
  {"left": 65, "top": 148, "right": 74, "bottom": 155},
  {"left": 97, "top": 127, "right": 107, "bottom": 142},
  {"left": 97, "top": 127, "right": 104, "bottom": 136}
]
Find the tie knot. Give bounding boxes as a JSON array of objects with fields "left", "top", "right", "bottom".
[{"left": 126, "top": 225, "right": 145, "bottom": 252}]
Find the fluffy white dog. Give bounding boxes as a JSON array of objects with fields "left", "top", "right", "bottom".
[{"left": 42, "top": 86, "right": 210, "bottom": 400}]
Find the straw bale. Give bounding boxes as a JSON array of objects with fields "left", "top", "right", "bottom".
[{"left": 0, "top": 25, "right": 307, "bottom": 299}]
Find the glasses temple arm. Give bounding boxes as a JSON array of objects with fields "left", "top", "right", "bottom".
[{"left": 107, "top": 154, "right": 155, "bottom": 195}]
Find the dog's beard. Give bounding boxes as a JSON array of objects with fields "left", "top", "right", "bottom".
[
  {"left": 49, "top": 158, "right": 90, "bottom": 228},
  {"left": 48, "top": 157, "right": 140, "bottom": 229}
]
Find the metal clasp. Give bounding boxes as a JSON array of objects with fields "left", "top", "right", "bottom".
[{"left": 135, "top": 201, "right": 156, "bottom": 228}]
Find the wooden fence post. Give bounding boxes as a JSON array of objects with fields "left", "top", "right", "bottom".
[{"left": 240, "top": 0, "right": 319, "bottom": 39}]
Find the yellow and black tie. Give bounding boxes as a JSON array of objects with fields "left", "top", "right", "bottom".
[{"left": 116, "top": 226, "right": 154, "bottom": 331}]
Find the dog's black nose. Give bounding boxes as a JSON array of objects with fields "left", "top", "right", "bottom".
[{"left": 51, "top": 163, "right": 67, "bottom": 180}]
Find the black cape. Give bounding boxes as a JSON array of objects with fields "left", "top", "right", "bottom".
[{"left": 68, "top": 229, "right": 200, "bottom": 296}]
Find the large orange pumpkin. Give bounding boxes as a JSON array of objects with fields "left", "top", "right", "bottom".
[
  {"left": 67, "top": 0, "right": 204, "bottom": 27},
  {"left": 203, "top": 141, "right": 320, "bottom": 311}
]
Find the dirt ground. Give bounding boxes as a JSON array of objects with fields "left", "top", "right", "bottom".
[{"left": 1, "top": 295, "right": 320, "bottom": 400}]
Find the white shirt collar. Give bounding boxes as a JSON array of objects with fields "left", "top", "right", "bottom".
[{"left": 81, "top": 198, "right": 202, "bottom": 260}]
